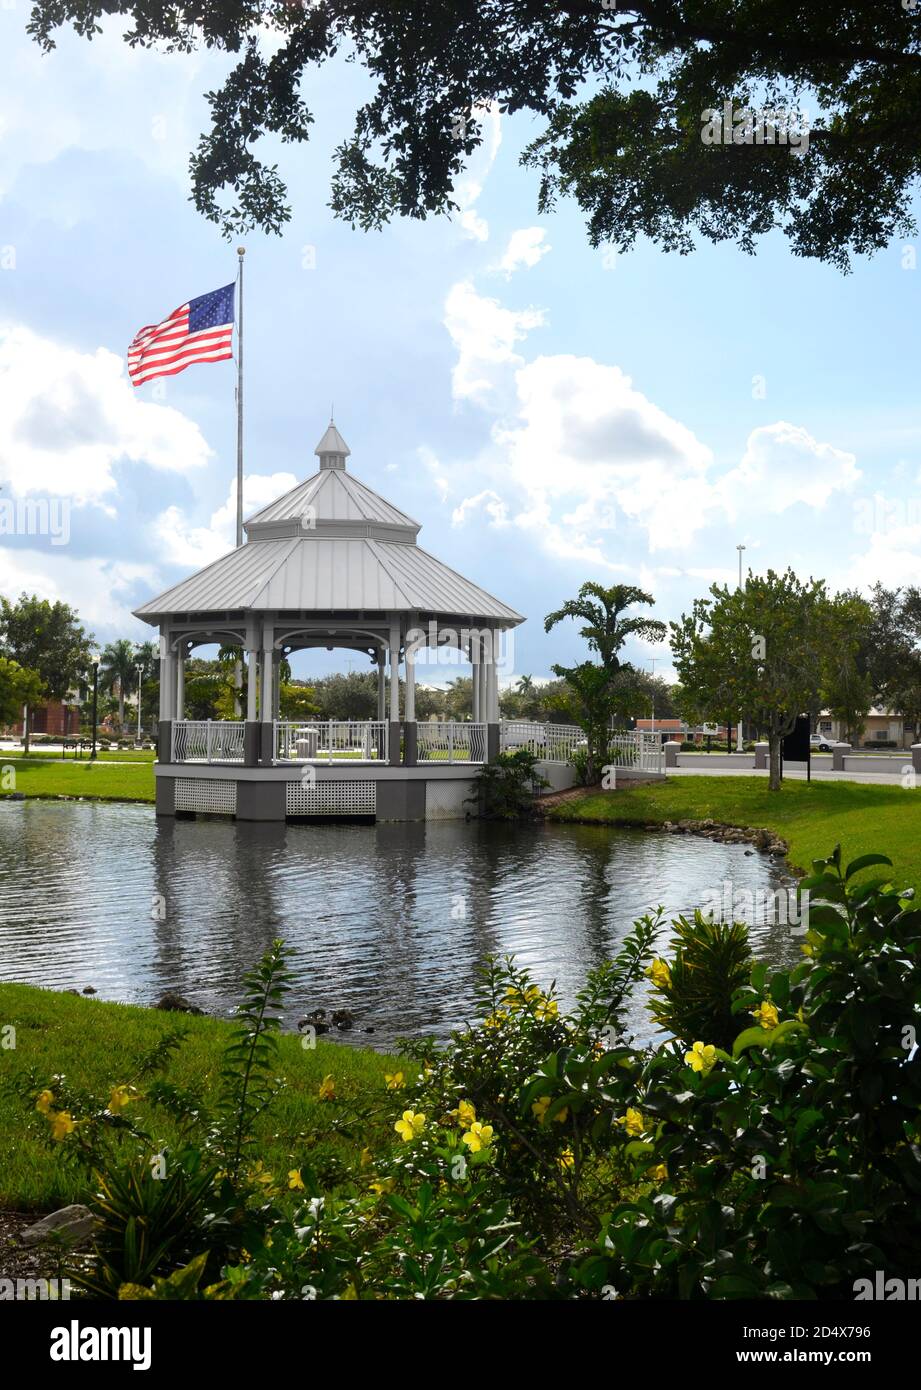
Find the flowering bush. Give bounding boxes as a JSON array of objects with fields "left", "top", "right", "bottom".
[{"left": 18, "top": 845, "right": 921, "bottom": 1299}]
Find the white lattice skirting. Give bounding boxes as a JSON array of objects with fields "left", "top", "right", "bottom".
[
  {"left": 286, "top": 780, "right": 377, "bottom": 816},
  {"left": 174, "top": 777, "right": 238, "bottom": 816}
]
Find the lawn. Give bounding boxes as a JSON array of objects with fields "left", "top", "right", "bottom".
[
  {"left": 0, "top": 757, "right": 155, "bottom": 803},
  {"left": 548, "top": 775, "right": 921, "bottom": 894},
  {"left": 1, "top": 748, "right": 156, "bottom": 763},
  {"left": 0, "top": 984, "right": 407, "bottom": 1210}
]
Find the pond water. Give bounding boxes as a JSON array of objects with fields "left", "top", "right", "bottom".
[{"left": 0, "top": 802, "right": 801, "bottom": 1049}]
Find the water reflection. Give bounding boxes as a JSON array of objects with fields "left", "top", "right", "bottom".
[{"left": 0, "top": 802, "right": 799, "bottom": 1048}]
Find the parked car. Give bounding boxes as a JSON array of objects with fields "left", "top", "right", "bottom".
[{"left": 809, "top": 733, "right": 848, "bottom": 752}]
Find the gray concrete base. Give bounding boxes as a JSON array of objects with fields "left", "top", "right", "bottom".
[
  {"left": 377, "top": 779, "right": 426, "bottom": 821},
  {"left": 155, "top": 776, "right": 176, "bottom": 817},
  {"left": 236, "top": 779, "right": 286, "bottom": 821}
]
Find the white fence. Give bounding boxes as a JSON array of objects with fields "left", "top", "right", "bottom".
[
  {"left": 274, "top": 720, "right": 389, "bottom": 764},
  {"left": 172, "top": 720, "right": 245, "bottom": 764},
  {"left": 500, "top": 722, "right": 585, "bottom": 763},
  {"left": 607, "top": 732, "right": 665, "bottom": 775},
  {"left": 417, "top": 721, "right": 486, "bottom": 764}
]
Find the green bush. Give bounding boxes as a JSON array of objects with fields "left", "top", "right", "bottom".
[
  {"left": 16, "top": 845, "right": 921, "bottom": 1300},
  {"left": 468, "top": 749, "right": 548, "bottom": 818}
]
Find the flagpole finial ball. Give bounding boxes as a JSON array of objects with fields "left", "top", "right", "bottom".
[{"left": 237, "top": 246, "right": 245, "bottom": 257}]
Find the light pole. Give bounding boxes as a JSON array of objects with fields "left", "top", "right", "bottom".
[
  {"left": 736, "top": 544, "right": 746, "bottom": 754},
  {"left": 135, "top": 663, "right": 144, "bottom": 742},
  {"left": 89, "top": 654, "right": 100, "bottom": 761}
]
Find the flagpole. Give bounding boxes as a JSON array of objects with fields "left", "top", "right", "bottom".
[{"left": 235, "top": 246, "right": 245, "bottom": 548}]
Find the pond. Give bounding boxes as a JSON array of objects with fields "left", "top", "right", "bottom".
[{"left": 0, "top": 801, "right": 802, "bottom": 1049}]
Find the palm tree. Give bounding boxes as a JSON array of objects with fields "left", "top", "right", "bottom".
[
  {"left": 516, "top": 674, "right": 535, "bottom": 695},
  {"left": 99, "top": 639, "right": 139, "bottom": 730},
  {"left": 544, "top": 583, "right": 667, "bottom": 676}
]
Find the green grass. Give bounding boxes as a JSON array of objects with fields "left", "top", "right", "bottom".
[
  {"left": 0, "top": 984, "right": 406, "bottom": 1210},
  {"left": 548, "top": 775, "right": 921, "bottom": 894},
  {"left": 4, "top": 748, "right": 157, "bottom": 763},
  {"left": 0, "top": 757, "right": 154, "bottom": 803}
]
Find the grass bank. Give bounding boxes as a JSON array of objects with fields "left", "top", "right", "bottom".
[
  {"left": 547, "top": 775, "right": 921, "bottom": 893},
  {"left": 0, "top": 757, "right": 154, "bottom": 803},
  {"left": 0, "top": 984, "right": 404, "bottom": 1209}
]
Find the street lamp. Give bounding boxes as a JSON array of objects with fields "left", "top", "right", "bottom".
[
  {"left": 736, "top": 544, "right": 746, "bottom": 754},
  {"left": 135, "top": 662, "right": 144, "bottom": 743}
]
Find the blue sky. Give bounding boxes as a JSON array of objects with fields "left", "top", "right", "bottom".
[{"left": 2, "top": 13, "right": 920, "bottom": 686}]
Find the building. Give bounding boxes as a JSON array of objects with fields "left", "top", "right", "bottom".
[
  {"left": 8, "top": 700, "right": 81, "bottom": 739},
  {"left": 818, "top": 708, "right": 914, "bottom": 749}
]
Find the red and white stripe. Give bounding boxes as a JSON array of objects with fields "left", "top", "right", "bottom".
[{"left": 128, "top": 303, "right": 233, "bottom": 387}]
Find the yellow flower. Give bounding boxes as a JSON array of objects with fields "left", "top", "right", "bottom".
[
  {"left": 483, "top": 1009, "right": 510, "bottom": 1030},
  {"left": 384, "top": 1071, "right": 404, "bottom": 1090},
  {"left": 318, "top": 1074, "right": 336, "bottom": 1101},
  {"left": 648, "top": 1163, "right": 668, "bottom": 1182},
  {"left": 49, "top": 1111, "right": 76, "bottom": 1141},
  {"left": 35, "top": 1089, "right": 54, "bottom": 1115},
  {"left": 534, "top": 997, "right": 558, "bottom": 1022},
  {"left": 288, "top": 1169, "right": 305, "bottom": 1191},
  {"left": 461, "top": 1121, "right": 494, "bottom": 1153},
  {"left": 108, "top": 1084, "right": 138, "bottom": 1112},
  {"left": 752, "top": 1001, "right": 779, "bottom": 1030},
  {"left": 370, "top": 1176, "right": 395, "bottom": 1195},
  {"left": 617, "top": 1107, "right": 646, "bottom": 1138},
  {"left": 454, "top": 1099, "right": 476, "bottom": 1128},
  {"left": 360, "top": 1146, "right": 372, "bottom": 1167},
  {"left": 394, "top": 1110, "right": 426, "bottom": 1142},
  {"left": 646, "top": 958, "right": 672, "bottom": 989},
  {"left": 558, "top": 1147, "right": 575, "bottom": 1170},
  {"left": 684, "top": 1041, "right": 718, "bottom": 1076},
  {"left": 531, "top": 1095, "right": 551, "bottom": 1124}
]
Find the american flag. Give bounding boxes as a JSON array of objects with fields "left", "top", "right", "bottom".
[{"left": 128, "top": 283, "right": 235, "bottom": 387}]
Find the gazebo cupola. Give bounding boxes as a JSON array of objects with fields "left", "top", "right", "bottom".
[{"left": 315, "top": 420, "right": 350, "bottom": 471}]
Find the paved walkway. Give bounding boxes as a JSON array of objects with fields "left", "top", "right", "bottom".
[{"left": 669, "top": 765, "right": 912, "bottom": 788}]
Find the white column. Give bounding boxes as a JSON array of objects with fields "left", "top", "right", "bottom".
[
  {"left": 273, "top": 651, "right": 281, "bottom": 718},
  {"left": 471, "top": 636, "right": 481, "bottom": 722},
  {"left": 175, "top": 647, "right": 186, "bottom": 721},
  {"left": 158, "top": 631, "right": 174, "bottom": 720},
  {"left": 377, "top": 652, "right": 386, "bottom": 722},
  {"left": 389, "top": 620, "right": 400, "bottom": 722},
  {"left": 486, "top": 630, "right": 498, "bottom": 722},
  {"left": 261, "top": 634, "right": 274, "bottom": 723},
  {"left": 246, "top": 648, "right": 258, "bottom": 720},
  {"left": 405, "top": 635, "right": 416, "bottom": 721}
]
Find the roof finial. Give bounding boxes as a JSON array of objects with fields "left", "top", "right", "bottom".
[{"left": 314, "top": 418, "right": 350, "bottom": 471}]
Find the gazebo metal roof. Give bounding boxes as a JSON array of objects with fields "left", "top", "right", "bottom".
[{"left": 134, "top": 423, "right": 524, "bottom": 626}]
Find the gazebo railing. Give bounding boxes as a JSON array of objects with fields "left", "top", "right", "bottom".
[
  {"left": 172, "top": 720, "right": 246, "bottom": 764},
  {"left": 417, "top": 720, "right": 486, "bottom": 764},
  {"left": 500, "top": 721, "right": 585, "bottom": 764},
  {"left": 274, "top": 719, "right": 389, "bottom": 764}
]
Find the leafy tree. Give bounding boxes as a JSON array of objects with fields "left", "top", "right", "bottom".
[
  {"left": 311, "top": 670, "right": 380, "bottom": 720},
  {"left": 0, "top": 656, "right": 45, "bottom": 729},
  {"left": 822, "top": 591, "right": 874, "bottom": 744},
  {"left": 0, "top": 594, "right": 93, "bottom": 753},
  {"left": 670, "top": 569, "right": 831, "bottom": 791},
  {"left": 278, "top": 682, "right": 320, "bottom": 721},
  {"left": 100, "top": 638, "right": 140, "bottom": 730},
  {"left": 549, "top": 659, "right": 613, "bottom": 785},
  {"left": 24, "top": 2, "right": 921, "bottom": 266},
  {"left": 545, "top": 582, "right": 666, "bottom": 676}
]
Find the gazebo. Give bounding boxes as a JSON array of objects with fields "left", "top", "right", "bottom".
[{"left": 135, "top": 421, "right": 527, "bottom": 821}]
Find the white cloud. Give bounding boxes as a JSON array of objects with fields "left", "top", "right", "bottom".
[
  {"left": 0, "top": 323, "right": 212, "bottom": 509},
  {"left": 451, "top": 489, "right": 509, "bottom": 528},
  {"left": 719, "top": 421, "right": 860, "bottom": 515},
  {"left": 443, "top": 281, "right": 544, "bottom": 407},
  {"left": 453, "top": 103, "right": 502, "bottom": 242},
  {"left": 0, "top": 546, "right": 157, "bottom": 636},
  {"left": 153, "top": 470, "right": 298, "bottom": 568},
  {"left": 496, "top": 228, "right": 551, "bottom": 276},
  {"left": 443, "top": 282, "right": 862, "bottom": 571},
  {"left": 846, "top": 525, "right": 921, "bottom": 590}
]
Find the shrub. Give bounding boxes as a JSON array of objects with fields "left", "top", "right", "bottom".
[
  {"left": 468, "top": 749, "right": 548, "bottom": 818},
  {"left": 646, "top": 912, "right": 752, "bottom": 1050}
]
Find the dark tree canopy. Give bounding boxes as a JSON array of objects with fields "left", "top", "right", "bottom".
[{"left": 26, "top": 1, "right": 921, "bottom": 265}]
